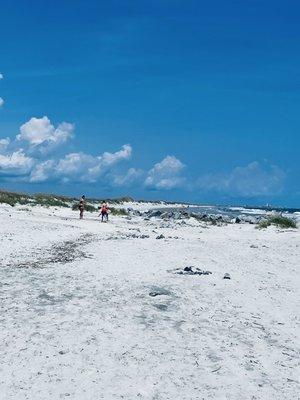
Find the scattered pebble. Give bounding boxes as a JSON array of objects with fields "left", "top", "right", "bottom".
[{"left": 212, "top": 366, "right": 222, "bottom": 373}]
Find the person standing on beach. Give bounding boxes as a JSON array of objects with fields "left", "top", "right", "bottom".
[
  {"left": 99, "top": 201, "right": 109, "bottom": 222},
  {"left": 79, "top": 195, "right": 85, "bottom": 219}
]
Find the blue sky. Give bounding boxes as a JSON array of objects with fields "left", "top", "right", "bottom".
[{"left": 0, "top": 0, "right": 299, "bottom": 206}]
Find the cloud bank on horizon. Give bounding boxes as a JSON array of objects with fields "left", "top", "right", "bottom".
[{"left": 0, "top": 114, "right": 285, "bottom": 198}]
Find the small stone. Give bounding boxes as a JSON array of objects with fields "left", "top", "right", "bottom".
[
  {"left": 156, "top": 234, "right": 165, "bottom": 239},
  {"left": 184, "top": 266, "right": 193, "bottom": 272},
  {"left": 153, "top": 304, "right": 168, "bottom": 311},
  {"left": 223, "top": 273, "right": 231, "bottom": 280},
  {"left": 149, "top": 287, "right": 171, "bottom": 297},
  {"left": 201, "top": 270, "right": 212, "bottom": 275}
]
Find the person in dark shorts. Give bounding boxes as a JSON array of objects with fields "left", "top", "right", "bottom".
[
  {"left": 99, "top": 201, "right": 109, "bottom": 222},
  {"left": 79, "top": 195, "right": 85, "bottom": 219}
]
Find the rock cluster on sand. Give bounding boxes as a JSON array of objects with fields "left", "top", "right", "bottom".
[
  {"left": 138, "top": 208, "right": 261, "bottom": 225},
  {"left": 174, "top": 266, "right": 212, "bottom": 276},
  {"left": 145, "top": 209, "right": 189, "bottom": 220}
]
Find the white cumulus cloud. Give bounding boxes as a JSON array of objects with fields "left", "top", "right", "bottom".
[
  {"left": 0, "top": 150, "right": 34, "bottom": 176},
  {"left": 112, "top": 167, "right": 143, "bottom": 187},
  {"left": 102, "top": 144, "right": 132, "bottom": 166},
  {"left": 0, "top": 114, "right": 134, "bottom": 185},
  {"left": 55, "top": 152, "right": 97, "bottom": 182},
  {"left": 145, "top": 155, "right": 185, "bottom": 190},
  {"left": 29, "top": 145, "right": 133, "bottom": 183},
  {"left": 17, "top": 116, "right": 74, "bottom": 150},
  {"left": 29, "top": 159, "right": 56, "bottom": 183}
]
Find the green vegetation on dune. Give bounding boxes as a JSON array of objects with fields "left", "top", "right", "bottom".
[
  {"left": 257, "top": 215, "right": 297, "bottom": 229},
  {"left": 87, "top": 196, "right": 134, "bottom": 204},
  {"left": 109, "top": 207, "right": 129, "bottom": 216},
  {"left": 71, "top": 203, "right": 97, "bottom": 213},
  {"left": 0, "top": 190, "right": 31, "bottom": 207},
  {"left": 34, "top": 194, "right": 70, "bottom": 208},
  {"left": 0, "top": 190, "right": 132, "bottom": 210},
  {"left": 0, "top": 190, "right": 76, "bottom": 208},
  {"left": 0, "top": 189, "right": 130, "bottom": 217}
]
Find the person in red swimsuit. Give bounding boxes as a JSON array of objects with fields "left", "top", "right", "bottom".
[{"left": 100, "top": 201, "right": 109, "bottom": 222}]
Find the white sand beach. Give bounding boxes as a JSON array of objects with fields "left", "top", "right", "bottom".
[{"left": 0, "top": 203, "right": 299, "bottom": 400}]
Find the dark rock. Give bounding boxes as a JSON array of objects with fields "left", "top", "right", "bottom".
[
  {"left": 160, "top": 212, "right": 170, "bottom": 219},
  {"left": 223, "top": 273, "right": 231, "bottom": 280},
  {"left": 130, "top": 233, "right": 149, "bottom": 239},
  {"left": 149, "top": 292, "right": 160, "bottom": 297},
  {"left": 175, "top": 266, "right": 212, "bottom": 276},
  {"left": 149, "top": 292, "right": 166, "bottom": 297},
  {"left": 156, "top": 234, "right": 165, "bottom": 239},
  {"left": 148, "top": 210, "right": 163, "bottom": 218},
  {"left": 199, "top": 269, "right": 212, "bottom": 275},
  {"left": 153, "top": 304, "right": 168, "bottom": 311},
  {"left": 149, "top": 287, "right": 171, "bottom": 297},
  {"left": 132, "top": 210, "right": 142, "bottom": 216}
]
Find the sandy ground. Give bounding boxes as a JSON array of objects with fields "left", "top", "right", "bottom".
[{"left": 0, "top": 204, "right": 299, "bottom": 400}]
